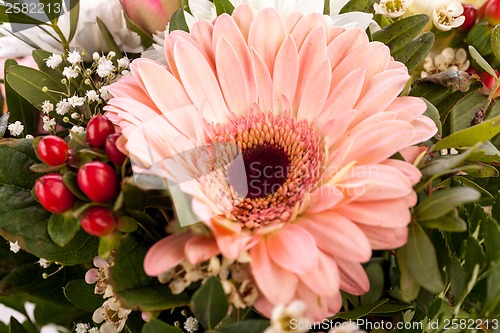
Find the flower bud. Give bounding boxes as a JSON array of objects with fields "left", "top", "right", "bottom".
[{"left": 121, "top": 0, "right": 182, "bottom": 34}]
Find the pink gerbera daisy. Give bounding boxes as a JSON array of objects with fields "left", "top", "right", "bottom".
[{"left": 105, "top": 5, "right": 437, "bottom": 320}]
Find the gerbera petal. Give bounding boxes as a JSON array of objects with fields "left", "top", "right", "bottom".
[
  {"left": 357, "top": 225, "right": 408, "bottom": 250},
  {"left": 336, "top": 198, "right": 411, "bottom": 227},
  {"left": 266, "top": 224, "right": 319, "bottom": 274},
  {"left": 297, "top": 59, "right": 331, "bottom": 124},
  {"left": 336, "top": 258, "right": 370, "bottom": 295},
  {"left": 185, "top": 236, "right": 221, "bottom": 265},
  {"left": 300, "top": 251, "right": 340, "bottom": 296},
  {"left": 251, "top": 49, "right": 273, "bottom": 112},
  {"left": 250, "top": 240, "right": 298, "bottom": 304},
  {"left": 144, "top": 232, "right": 192, "bottom": 276},
  {"left": 272, "top": 36, "right": 299, "bottom": 112},
  {"left": 327, "top": 28, "right": 368, "bottom": 71}
]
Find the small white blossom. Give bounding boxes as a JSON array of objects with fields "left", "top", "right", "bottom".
[
  {"left": 67, "top": 50, "right": 82, "bottom": 65},
  {"left": 63, "top": 66, "right": 79, "bottom": 79},
  {"left": 9, "top": 241, "right": 20, "bottom": 253},
  {"left": 75, "top": 323, "right": 89, "bottom": 333},
  {"left": 97, "top": 59, "right": 116, "bottom": 78},
  {"left": 184, "top": 317, "right": 199, "bottom": 333},
  {"left": 107, "top": 51, "right": 116, "bottom": 59},
  {"left": 117, "top": 57, "right": 130, "bottom": 69},
  {"left": 68, "top": 96, "right": 85, "bottom": 108},
  {"left": 56, "top": 99, "right": 72, "bottom": 115},
  {"left": 70, "top": 126, "right": 85, "bottom": 138},
  {"left": 120, "top": 70, "right": 131, "bottom": 77},
  {"left": 42, "top": 116, "right": 57, "bottom": 131},
  {"left": 432, "top": 1, "right": 465, "bottom": 31},
  {"left": 71, "top": 113, "right": 81, "bottom": 120},
  {"left": 46, "top": 53, "right": 63, "bottom": 69},
  {"left": 93, "top": 52, "right": 101, "bottom": 61},
  {"left": 41, "top": 100, "right": 54, "bottom": 114},
  {"left": 421, "top": 47, "right": 469, "bottom": 77},
  {"left": 88, "top": 328, "right": 99, "bottom": 333},
  {"left": 86, "top": 90, "right": 100, "bottom": 103},
  {"left": 99, "top": 86, "right": 111, "bottom": 101},
  {"left": 37, "top": 258, "right": 51, "bottom": 268},
  {"left": 25, "top": 135, "right": 34, "bottom": 139},
  {"left": 264, "top": 301, "right": 310, "bottom": 333},
  {"left": 374, "top": 0, "right": 413, "bottom": 18},
  {"left": 8, "top": 121, "right": 24, "bottom": 136}
]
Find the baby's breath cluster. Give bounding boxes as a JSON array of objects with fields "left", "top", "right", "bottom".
[{"left": 40, "top": 50, "right": 130, "bottom": 134}]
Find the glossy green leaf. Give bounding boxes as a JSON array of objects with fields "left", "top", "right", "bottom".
[
  {"left": 63, "top": 279, "right": 103, "bottom": 312},
  {"left": 67, "top": 0, "right": 80, "bottom": 44},
  {"left": 463, "top": 236, "right": 484, "bottom": 275},
  {"left": 447, "top": 258, "right": 466, "bottom": 303},
  {"left": 333, "top": 299, "right": 389, "bottom": 320},
  {"left": 0, "top": 113, "right": 9, "bottom": 138},
  {"left": 449, "top": 92, "right": 488, "bottom": 134},
  {"left": 469, "top": 45, "right": 497, "bottom": 78},
  {"left": 96, "top": 17, "right": 123, "bottom": 58},
  {"left": 422, "top": 98, "right": 442, "bottom": 136},
  {"left": 110, "top": 235, "right": 188, "bottom": 311},
  {"left": 169, "top": 9, "right": 189, "bottom": 33},
  {"left": 216, "top": 320, "right": 270, "bottom": 333},
  {"left": 47, "top": 212, "right": 81, "bottom": 247},
  {"left": 492, "top": 25, "right": 500, "bottom": 62},
  {"left": 141, "top": 319, "right": 182, "bottom": 333},
  {"left": 0, "top": 139, "right": 98, "bottom": 265},
  {"left": 98, "top": 232, "right": 121, "bottom": 259},
  {"left": 372, "top": 14, "right": 429, "bottom": 53},
  {"left": 418, "top": 208, "right": 467, "bottom": 232},
  {"left": 467, "top": 23, "right": 493, "bottom": 57},
  {"left": 484, "top": 261, "right": 500, "bottom": 316},
  {"left": 453, "top": 175, "right": 493, "bottom": 199},
  {"left": 392, "top": 31, "right": 434, "bottom": 71},
  {"left": 8, "top": 317, "right": 28, "bottom": 333},
  {"left": 360, "top": 263, "right": 384, "bottom": 305},
  {"left": 4, "top": 60, "right": 39, "bottom": 136},
  {"left": 396, "top": 248, "right": 420, "bottom": 302},
  {"left": 434, "top": 115, "right": 500, "bottom": 150},
  {"left": 402, "top": 223, "right": 444, "bottom": 294},
  {"left": 419, "top": 143, "right": 481, "bottom": 178},
  {"left": 415, "top": 187, "right": 480, "bottom": 221},
  {"left": 191, "top": 276, "right": 229, "bottom": 330},
  {"left": 62, "top": 172, "right": 89, "bottom": 201},
  {"left": 339, "top": 0, "right": 377, "bottom": 13},
  {"left": 214, "top": 0, "right": 235, "bottom": 15},
  {"left": 482, "top": 217, "right": 500, "bottom": 262}
]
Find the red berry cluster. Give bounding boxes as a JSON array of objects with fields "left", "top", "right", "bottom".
[{"left": 34, "top": 115, "right": 128, "bottom": 237}]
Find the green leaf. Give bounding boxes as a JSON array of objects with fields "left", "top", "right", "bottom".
[
  {"left": 482, "top": 217, "right": 500, "bottom": 262},
  {"left": 191, "top": 276, "right": 229, "bottom": 330},
  {"left": 169, "top": 9, "right": 189, "bottom": 33},
  {"left": 419, "top": 143, "right": 481, "bottom": 178},
  {"left": 469, "top": 45, "right": 497, "bottom": 79},
  {"left": 333, "top": 299, "right": 389, "bottom": 320},
  {"left": 447, "top": 258, "right": 466, "bottom": 303},
  {"left": 4, "top": 60, "right": 39, "bottom": 136},
  {"left": 467, "top": 23, "right": 493, "bottom": 57},
  {"left": 216, "top": 320, "right": 270, "bottom": 333},
  {"left": 98, "top": 232, "right": 121, "bottom": 259},
  {"left": 63, "top": 279, "right": 103, "bottom": 312},
  {"left": 67, "top": 0, "right": 80, "bottom": 44},
  {"left": 62, "top": 172, "right": 89, "bottom": 201},
  {"left": 418, "top": 208, "right": 467, "bottom": 232},
  {"left": 214, "top": 0, "right": 235, "bottom": 15},
  {"left": 96, "top": 17, "right": 123, "bottom": 58},
  {"left": 339, "top": 0, "right": 377, "bottom": 13},
  {"left": 402, "top": 223, "right": 444, "bottom": 294},
  {"left": 31, "top": 50, "right": 65, "bottom": 87},
  {"left": 392, "top": 31, "right": 434, "bottom": 71},
  {"left": 360, "top": 263, "right": 384, "bottom": 305},
  {"left": 492, "top": 25, "right": 500, "bottom": 63},
  {"left": 38, "top": 0, "right": 63, "bottom": 23},
  {"left": 484, "top": 261, "right": 500, "bottom": 316},
  {"left": 47, "top": 212, "right": 81, "bottom": 247},
  {"left": 6, "top": 65, "right": 63, "bottom": 107},
  {"left": 0, "top": 113, "right": 9, "bottom": 138},
  {"left": 8, "top": 317, "right": 28, "bottom": 333},
  {"left": 372, "top": 14, "right": 429, "bottom": 53},
  {"left": 415, "top": 187, "right": 480, "bottom": 221},
  {"left": 449, "top": 92, "right": 488, "bottom": 134},
  {"left": 396, "top": 248, "right": 420, "bottom": 302},
  {"left": 422, "top": 98, "right": 442, "bottom": 136},
  {"left": 0, "top": 139, "right": 98, "bottom": 265},
  {"left": 463, "top": 236, "right": 484, "bottom": 275},
  {"left": 434, "top": 115, "right": 500, "bottom": 150},
  {"left": 141, "top": 319, "right": 182, "bottom": 333},
  {"left": 110, "top": 235, "right": 188, "bottom": 311}
]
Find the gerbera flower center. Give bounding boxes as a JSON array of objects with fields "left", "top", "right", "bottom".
[{"left": 208, "top": 112, "right": 324, "bottom": 229}]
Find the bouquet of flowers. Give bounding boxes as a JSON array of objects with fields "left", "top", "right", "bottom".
[{"left": 0, "top": 0, "right": 499, "bottom": 332}]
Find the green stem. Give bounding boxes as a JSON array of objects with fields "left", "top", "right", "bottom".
[{"left": 51, "top": 23, "right": 70, "bottom": 51}]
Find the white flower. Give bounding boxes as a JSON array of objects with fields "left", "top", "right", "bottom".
[
  {"left": 117, "top": 57, "right": 130, "bottom": 69},
  {"left": 68, "top": 96, "right": 85, "bottom": 107},
  {"left": 328, "top": 322, "right": 366, "bottom": 333},
  {"left": 41, "top": 100, "right": 54, "bottom": 114},
  {"left": 108, "top": 51, "right": 116, "bottom": 59},
  {"left": 56, "top": 99, "right": 72, "bottom": 115},
  {"left": 67, "top": 50, "right": 82, "bottom": 65},
  {"left": 86, "top": 90, "right": 100, "bottom": 103},
  {"left": 25, "top": 135, "right": 34, "bottom": 139},
  {"left": 9, "top": 241, "right": 20, "bottom": 253},
  {"left": 75, "top": 323, "right": 90, "bottom": 333},
  {"left": 37, "top": 258, "right": 51, "bottom": 268},
  {"left": 264, "top": 301, "right": 310, "bottom": 333},
  {"left": 97, "top": 59, "right": 116, "bottom": 78},
  {"left": 99, "top": 86, "right": 111, "bottom": 101},
  {"left": 421, "top": 47, "right": 469, "bottom": 77},
  {"left": 63, "top": 66, "right": 79, "bottom": 79},
  {"left": 432, "top": 0, "right": 465, "bottom": 31},
  {"left": 8, "top": 121, "right": 24, "bottom": 136},
  {"left": 70, "top": 126, "right": 85, "bottom": 138},
  {"left": 184, "top": 317, "right": 199, "bottom": 333},
  {"left": 45, "top": 53, "right": 63, "bottom": 69},
  {"left": 42, "top": 116, "right": 57, "bottom": 131},
  {"left": 88, "top": 328, "right": 100, "bottom": 333},
  {"left": 374, "top": 0, "right": 414, "bottom": 18}
]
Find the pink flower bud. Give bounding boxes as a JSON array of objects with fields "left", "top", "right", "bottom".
[{"left": 121, "top": 0, "right": 182, "bottom": 34}]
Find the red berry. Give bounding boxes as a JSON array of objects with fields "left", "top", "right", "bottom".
[
  {"left": 460, "top": 5, "right": 478, "bottom": 31},
  {"left": 36, "top": 136, "right": 68, "bottom": 166},
  {"left": 81, "top": 206, "right": 116, "bottom": 236},
  {"left": 77, "top": 162, "right": 118, "bottom": 203},
  {"left": 483, "top": 0, "right": 500, "bottom": 25},
  {"left": 34, "top": 174, "right": 75, "bottom": 213},
  {"left": 105, "top": 134, "right": 127, "bottom": 166},
  {"left": 86, "top": 115, "right": 115, "bottom": 148}
]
